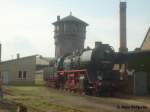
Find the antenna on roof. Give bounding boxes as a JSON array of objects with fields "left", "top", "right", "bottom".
[{"left": 70, "top": 12, "right": 72, "bottom": 16}]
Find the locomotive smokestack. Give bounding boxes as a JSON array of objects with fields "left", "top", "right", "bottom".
[
  {"left": 95, "top": 41, "right": 102, "bottom": 48},
  {"left": 119, "top": 1, "right": 128, "bottom": 52}
]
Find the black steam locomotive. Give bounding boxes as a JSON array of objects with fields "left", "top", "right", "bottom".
[{"left": 47, "top": 42, "right": 123, "bottom": 96}]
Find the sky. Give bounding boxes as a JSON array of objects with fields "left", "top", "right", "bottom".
[{"left": 0, "top": 0, "right": 150, "bottom": 61}]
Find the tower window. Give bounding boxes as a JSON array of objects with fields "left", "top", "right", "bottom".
[
  {"left": 64, "top": 24, "right": 72, "bottom": 32},
  {"left": 55, "top": 25, "right": 59, "bottom": 32}
]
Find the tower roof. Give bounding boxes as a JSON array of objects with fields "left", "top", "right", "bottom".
[{"left": 53, "top": 14, "right": 88, "bottom": 26}]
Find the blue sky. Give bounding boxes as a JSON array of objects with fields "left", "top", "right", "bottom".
[{"left": 0, "top": 0, "right": 150, "bottom": 60}]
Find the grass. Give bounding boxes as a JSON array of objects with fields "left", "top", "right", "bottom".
[
  {"left": 2, "top": 86, "right": 85, "bottom": 112},
  {"left": 1, "top": 86, "right": 150, "bottom": 112}
]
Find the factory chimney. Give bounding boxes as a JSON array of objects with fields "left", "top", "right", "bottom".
[{"left": 119, "top": 1, "right": 128, "bottom": 52}]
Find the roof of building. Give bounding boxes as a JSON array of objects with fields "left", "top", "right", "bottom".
[
  {"left": 0, "top": 55, "right": 52, "bottom": 66},
  {"left": 0, "top": 55, "right": 37, "bottom": 64},
  {"left": 141, "top": 27, "right": 150, "bottom": 49},
  {"left": 53, "top": 14, "right": 88, "bottom": 26},
  {"left": 36, "top": 57, "right": 49, "bottom": 65},
  {"left": 36, "top": 56, "right": 54, "bottom": 65}
]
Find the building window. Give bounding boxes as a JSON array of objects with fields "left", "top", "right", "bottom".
[
  {"left": 18, "top": 71, "right": 27, "bottom": 80},
  {"left": 18, "top": 71, "right": 22, "bottom": 79},
  {"left": 0, "top": 72, "right": 2, "bottom": 80},
  {"left": 23, "top": 71, "right": 27, "bottom": 79}
]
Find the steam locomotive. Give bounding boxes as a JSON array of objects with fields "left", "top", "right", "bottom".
[{"left": 46, "top": 42, "right": 124, "bottom": 96}]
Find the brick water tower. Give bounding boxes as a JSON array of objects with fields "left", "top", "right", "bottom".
[{"left": 53, "top": 13, "right": 88, "bottom": 58}]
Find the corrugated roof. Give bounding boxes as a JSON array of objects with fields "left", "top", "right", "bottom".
[{"left": 53, "top": 15, "right": 88, "bottom": 26}]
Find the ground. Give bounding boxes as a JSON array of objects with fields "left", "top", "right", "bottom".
[{"left": 0, "top": 86, "right": 150, "bottom": 112}]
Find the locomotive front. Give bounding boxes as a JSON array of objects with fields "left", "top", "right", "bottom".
[{"left": 85, "top": 42, "right": 115, "bottom": 82}]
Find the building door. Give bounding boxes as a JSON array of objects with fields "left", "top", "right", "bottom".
[
  {"left": 134, "top": 72, "right": 148, "bottom": 96},
  {"left": 2, "top": 72, "right": 9, "bottom": 84}
]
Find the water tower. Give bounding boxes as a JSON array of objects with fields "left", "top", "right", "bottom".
[{"left": 53, "top": 13, "right": 88, "bottom": 58}]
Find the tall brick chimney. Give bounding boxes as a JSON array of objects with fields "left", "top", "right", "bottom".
[{"left": 119, "top": 1, "right": 128, "bottom": 52}]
